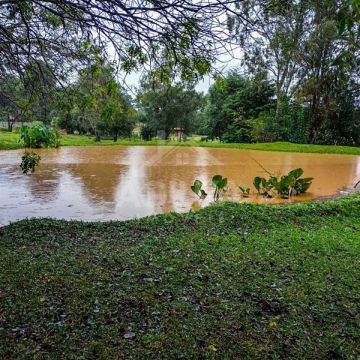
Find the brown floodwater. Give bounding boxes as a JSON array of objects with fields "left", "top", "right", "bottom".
[{"left": 0, "top": 145, "right": 359, "bottom": 225}]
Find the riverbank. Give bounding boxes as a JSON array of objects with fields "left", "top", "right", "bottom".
[
  {"left": 1, "top": 130, "right": 360, "bottom": 155},
  {"left": 1, "top": 194, "right": 359, "bottom": 358}
]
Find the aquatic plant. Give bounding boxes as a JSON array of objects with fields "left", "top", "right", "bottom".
[
  {"left": 20, "top": 152, "right": 41, "bottom": 174},
  {"left": 191, "top": 179, "right": 207, "bottom": 199},
  {"left": 253, "top": 176, "right": 274, "bottom": 197},
  {"left": 253, "top": 168, "right": 313, "bottom": 198},
  {"left": 212, "top": 175, "right": 228, "bottom": 201},
  {"left": 238, "top": 185, "right": 250, "bottom": 197},
  {"left": 191, "top": 175, "right": 228, "bottom": 202}
]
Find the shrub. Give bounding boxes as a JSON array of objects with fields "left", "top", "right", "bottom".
[
  {"left": 20, "top": 124, "right": 60, "bottom": 148},
  {"left": 253, "top": 168, "right": 313, "bottom": 198},
  {"left": 20, "top": 152, "right": 41, "bottom": 174}
]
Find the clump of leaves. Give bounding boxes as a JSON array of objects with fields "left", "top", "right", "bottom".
[
  {"left": 191, "top": 179, "right": 207, "bottom": 199},
  {"left": 20, "top": 152, "right": 41, "bottom": 174},
  {"left": 253, "top": 176, "right": 274, "bottom": 197},
  {"left": 238, "top": 185, "right": 250, "bottom": 197},
  {"left": 212, "top": 175, "right": 228, "bottom": 201},
  {"left": 20, "top": 124, "right": 60, "bottom": 148},
  {"left": 253, "top": 168, "right": 313, "bottom": 198}
]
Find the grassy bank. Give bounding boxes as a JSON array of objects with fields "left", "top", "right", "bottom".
[
  {"left": 1, "top": 194, "right": 360, "bottom": 358},
  {"left": 1, "top": 130, "right": 360, "bottom": 155},
  {"left": 0, "top": 130, "right": 23, "bottom": 150}
]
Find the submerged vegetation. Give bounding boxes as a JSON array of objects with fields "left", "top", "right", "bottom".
[
  {"left": 1, "top": 194, "right": 360, "bottom": 358},
  {"left": 192, "top": 169, "right": 313, "bottom": 202},
  {"left": 212, "top": 175, "right": 228, "bottom": 201},
  {"left": 20, "top": 152, "right": 41, "bottom": 174},
  {"left": 191, "top": 179, "right": 207, "bottom": 200},
  {"left": 191, "top": 175, "right": 229, "bottom": 202},
  {"left": 253, "top": 168, "right": 313, "bottom": 198},
  {"left": 238, "top": 185, "right": 250, "bottom": 197}
]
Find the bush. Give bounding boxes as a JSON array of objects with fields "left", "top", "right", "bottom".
[
  {"left": 140, "top": 124, "right": 154, "bottom": 141},
  {"left": 20, "top": 152, "right": 41, "bottom": 174},
  {"left": 20, "top": 124, "right": 60, "bottom": 148},
  {"left": 222, "top": 118, "right": 251, "bottom": 143}
]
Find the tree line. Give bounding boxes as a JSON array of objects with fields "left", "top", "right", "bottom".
[{"left": 0, "top": 0, "right": 359, "bottom": 146}]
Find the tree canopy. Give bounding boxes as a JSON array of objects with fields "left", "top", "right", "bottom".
[
  {"left": 0, "top": 0, "right": 359, "bottom": 146},
  {"left": 0, "top": 0, "right": 238, "bottom": 83},
  {"left": 137, "top": 78, "right": 205, "bottom": 139}
]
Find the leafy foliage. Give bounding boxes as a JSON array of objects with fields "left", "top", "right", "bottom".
[
  {"left": 20, "top": 152, "right": 41, "bottom": 174},
  {"left": 54, "top": 56, "right": 136, "bottom": 140},
  {"left": 205, "top": 72, "right": 275, "bottom": 142},
  {"left": 238, "top": 185, "right": 250, "bottom": 197},
  {"left": 229, "top": 0, "right": 360, "bottom": 145},
  {"left": 253, "top": 168, "right": 313, "bottom": 198},
  {"left": 20, "top": 123, "right": 60, "bottom": 148},
  {"left": 212, "top": 175, "right": 228, "bottom": 201},
  {"left": 137, "top": 79, "right": 205, "bottom": 139},
  {"left": 191, "top": 180, "right": 207, "bottom": 199},
  {"left": 0, "top": 1, "right": 234, "bottom": 84}
]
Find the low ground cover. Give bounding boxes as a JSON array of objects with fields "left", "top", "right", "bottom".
[
  {"left": 1, "top": 195, "right": 359, "bottom": 358},
  {"left": 1, "top": 130, "right": 360, "bottom": 155}
]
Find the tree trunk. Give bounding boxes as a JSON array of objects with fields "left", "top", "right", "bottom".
[
  {"left": 275, "top": 84, "right": 281, "bottom": 118},
  {"left": 7, "top": 115, "right": 13, "bottom": 132},
  {"left": 95, "top": 134, "right": 101, "bottom": 142},
  {"left": 309, "top": 93, "right": 321, "bottom": 144}
]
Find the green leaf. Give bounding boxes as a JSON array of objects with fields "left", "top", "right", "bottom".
[
  {"left": 220, "top": 177, "right": 228, "bottom": 189},
  {"left": 288, "top": 168, "right": 303, "bottom": 179},
  {"left": 238, "top": 185, "right": 250, "bottom": 196},
  {"left": 191, "top": 179, "right": 203, "bottom": 196},
  {"left": 253, "top": 176, "right": 262, "bottom": 192},
  {"left": 212, "top": 175, "right": 223, "bottom": 188}
]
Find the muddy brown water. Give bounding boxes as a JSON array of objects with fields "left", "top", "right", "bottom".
[{"left": 0, "top": 146, "right": 359, "bottom": 225}]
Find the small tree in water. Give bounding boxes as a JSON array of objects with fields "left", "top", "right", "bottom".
[{"left": 20, "top": 152, "right": 41, "bottom": 174}]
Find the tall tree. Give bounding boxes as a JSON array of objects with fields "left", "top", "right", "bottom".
[
  {"left": 0, "top": 59, "right": 56, "bottom": 127},
  {"left": 0, "top": 76, "right": 25, "bottom": 130},
  {"left": 23, "top": 59, "right": 57, "bottom": 123},
  {"left": 230, "top": 0, "right": 311, "bottom": 114},
  {"left": 231, "top": 0, "right": 360, "bottom": 143},
  {"left": 205, "top": 70, "right": 275, "bottom": 142},
  {"left": 137, "top": 79, "right": 204, "bottom": 139},
  {"left": 54, "top": 55, "right": 136, "bottom": 140}
]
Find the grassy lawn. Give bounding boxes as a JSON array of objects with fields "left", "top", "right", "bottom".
[
  {"left": 1, "top": 194, "right": 360, "bottom": 358},
  {"left": 1, "top": 130, "right": 360, "bottom": 155},
  {"left": 0, "top": 130, "right": 23, "bottom": 150}
]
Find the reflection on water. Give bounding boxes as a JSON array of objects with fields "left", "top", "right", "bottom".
[{"left": 0, "top": 145, "right": 359, "bottom": 225}]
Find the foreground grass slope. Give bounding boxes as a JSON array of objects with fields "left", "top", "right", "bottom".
[
  {"left": 1, "top": 130, "right": 360, "bottom": 155},
  {"left": 1, "top": 195, "right": 360, "bottom": 358}
]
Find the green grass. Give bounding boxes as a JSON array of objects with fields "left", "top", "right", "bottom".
[
  {"left": 1, "top": 130, "right": 360, "bottom": 155},
  {"left": 1, "top": 194, "right": 360, "bottom": 358},
  {"left": 0, "top": 130, "right": 23, "bottom": 150}
]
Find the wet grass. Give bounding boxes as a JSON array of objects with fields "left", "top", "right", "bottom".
[
  {"left": 1, "top": 130, "right": 360, "bottom": 155},
  {"left": 0, "top": 130, "right": 22, "bottom": 150},
  {"left": 1, "top": 194, "right": 360, "bottom": 358}
]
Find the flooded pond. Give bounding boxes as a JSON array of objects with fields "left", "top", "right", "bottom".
[{"left": 0, "top": 145, "right": 360, "bottom": 225}]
